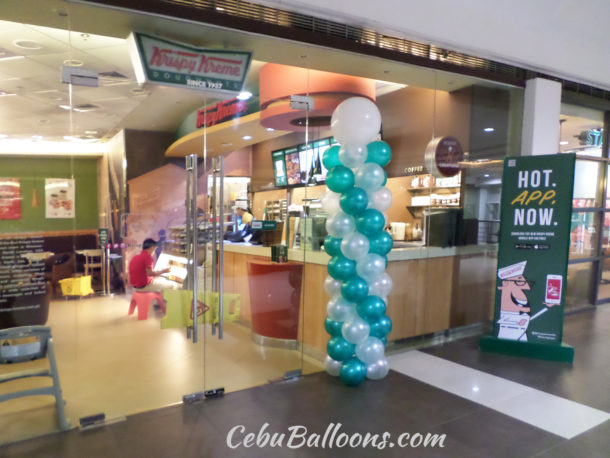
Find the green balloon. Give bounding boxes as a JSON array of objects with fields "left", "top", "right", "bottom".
[
  {"left": 323, "top": 145, "right": 342, "bottom": 170},
  {"left": 382, "top": 170, "right": 387, "bottom": 186},
  {"left": 340, "top": 187, "right": 368, "bottom": 215},
  {"left": 357, "top": 295, "right": 387, "bottom": 322},
  {"left": 370, "top": 314, "right": 393, "bottom": 339},
  {"left": 369, "top": 231, "right": 393, "bottom": 256},
  {"left": 341, "top": 276, "right": 369, "bottom": 302},
  {"left": 340, "top": 357, "right": 367, "bottom": 386},
  {"left": 324, "top": 236, "right": 342, "bottom": 257},
  {"left": 356, "top": 209, "right": 385, "bottom": 237},
  {"left": 326, "top": 166, "right": 355, "bottom": 193},
  {"left": 327, "top": 336, "right": 355, "bottom": 361},
  {"left": 327, "top": 255, "right": 356, "bottom": 280},
  {"left": 325, "top": 317, "right": 343, "bottom": 337},
  {"left": 366, "top": 141, "right": 392, "bottom": 167}
]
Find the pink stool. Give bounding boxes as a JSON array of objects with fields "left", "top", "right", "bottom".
[{"left": 128, "top": 292, "right": 166, "bottom": 320}]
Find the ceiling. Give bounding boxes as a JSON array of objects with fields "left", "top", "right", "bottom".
[{"left": 0, "top": 0, "right": 495, "bottom": 150}]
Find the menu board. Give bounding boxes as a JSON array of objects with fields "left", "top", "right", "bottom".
[
  {"left": 284, "top": 147, "right": 302, "bottom": 185},
  {"left": 271, "top": 149, "right": 287, "bottom": 187},
  {"left": 271, "top": 137, "right": 337, "bottom": 188}
]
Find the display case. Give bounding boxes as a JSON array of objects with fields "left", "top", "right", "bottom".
[{"left": 406, "top": 173, "right": 462, "bottom": 218}]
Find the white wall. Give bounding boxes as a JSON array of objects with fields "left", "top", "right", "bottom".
[{"left": 254, "top": 0, "right": 610, "bottom": 91}]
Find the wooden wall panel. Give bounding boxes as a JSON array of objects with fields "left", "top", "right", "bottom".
[{"left": 299, "top": 262, "right": 329, "bottom": 354}]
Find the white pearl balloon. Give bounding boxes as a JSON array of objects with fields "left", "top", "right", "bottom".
[
  {"left": 321, "top": 190, "right": 341, "bottom": 214},
  {"left": 331, "top": 97, "right": 382, "bottom": 146},
  {"left": 366, "top": 357, "right": 390, "bottom": 380},
  {"left": 356, "top": 336, "right": 385, "bottom": 365},
  {"left": 341, "top": 316, "right": 370, "bottom": 344},
  {"left": 324, "top": 355, "right": 342, "bottom": 377},
  {"left": 355, "top": 163, "right": 385, "bottom": 192},
  {"left": 340, "top": 232, "right": 370, "bottom": 261},
  {"left": 326, "top": 295, "right": 356, "bottom": 322},
  {"left": 368, "top": 272, "right": 393, "bottom": 297},
  {"left": 338, "top": 143, "right": 367, "bottom": 169},
  {"left": 324, "top": 276, "right": 343, "bottom": 296},
  {"left": 356, "top": 253, "right": 386, "bottom": 282},
  {"left": 325, "top": 211, "right": 356, "bottom": 238},
  {"left": 367, "top": 187, "right": 393, "bottom": 212}
]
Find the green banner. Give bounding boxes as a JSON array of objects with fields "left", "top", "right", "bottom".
[{"left": 492, "top": 154, "right": 575, "bottom": 345}]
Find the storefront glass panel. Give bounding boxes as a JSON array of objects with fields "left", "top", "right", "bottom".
[
  {"left": 569, "top": 211, "right": 600, "bottom": 259},
  {"left": 565, "top": 262, "right": 595, "bottom": 309}
]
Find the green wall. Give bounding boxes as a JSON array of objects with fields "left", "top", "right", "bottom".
[{"left": 0, "top": 157, "right": 98, "bottom": 233}]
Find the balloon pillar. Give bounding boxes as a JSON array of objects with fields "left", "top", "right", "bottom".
[{"left": 322, "top": 97, "right": 394, "bottom": 386}]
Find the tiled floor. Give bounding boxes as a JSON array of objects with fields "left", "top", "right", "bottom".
[{"left": 1, "top": 305, "right": 609, "bottom": 457}]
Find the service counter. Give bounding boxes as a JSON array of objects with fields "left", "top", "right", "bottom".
[{"left": 221, "top": 242, "right": 498, "bottom": 356}]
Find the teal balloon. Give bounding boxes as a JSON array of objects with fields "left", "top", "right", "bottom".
[
  {"left": 356, "top": 209, "right": 385, "bottom": 237},
  {"left": 323, "top": 145, "right": 342, "bottom": 170},
  {"left": 326, "top": 166, "right": 355, "bottom": 193},
  {"left": 381, "top": 337, "right": 388, "bottom": 345},
  {"left": 366, "top": 141, "right": 392, "bottom": 167},
  {"left": 357, "top": 295, "right": 386, "bottom": 322},
  {"left": 340, "top": 357, "right": 367, "bottom": 386},
  {"left": 325, "top": 317, "right": 343, "bottom": 337},
  {"left": 340, "top": 187, "right": 368, "bottom": 215},
  {"left": 369, "top": 231, "right": 393, "bottom": 256},
  {"left": 327, "top": 336, "right": 355, "bottom": 361},
  {"left": 341, "top": 276, "right": 369, "bottom": 303},
  {"left": 327, "top": 255, "right": 356, "bottom": 280},
  {"left": 370, "top": 315, "right": 393, "bottom": 339},
  {"left": 324, "top": 236, "right": 342, "bottom": 257},
  {"left": 382, "top": 170, "right": 387, "bottom": 186}
]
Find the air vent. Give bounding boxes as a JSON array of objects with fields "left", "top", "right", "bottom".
[{"left": 99, "top": 71, "right": 129, "bottom": 80}]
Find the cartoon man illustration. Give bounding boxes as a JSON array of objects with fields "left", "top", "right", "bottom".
[{"left": 496, "top": 260, "right": 560, "bottom": 342}]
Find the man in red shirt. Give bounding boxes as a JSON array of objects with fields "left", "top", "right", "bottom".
[{"left": 128, "top": 238, "right": 177, "bottom": 292}]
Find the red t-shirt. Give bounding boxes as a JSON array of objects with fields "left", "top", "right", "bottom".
[{"left": 129, "top": 250, "right": 154, "bottom": 288}]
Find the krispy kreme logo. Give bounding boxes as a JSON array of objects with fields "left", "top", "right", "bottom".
[
  {"left": 197, "top": 98, "right": 248, "bottom": 128},
  {"left": 148, "top": 46, "right": 244, "bottom": 77}
]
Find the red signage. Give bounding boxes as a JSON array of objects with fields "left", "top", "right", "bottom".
[
  {"left": 425, "top": 136, "right": 464, "bottom": 177},
  {"left": 0, "top": 178, "right": 21, "bottom": 220},
  {"left": 196, "top": 98, "right": 248, "bottom": 128}
]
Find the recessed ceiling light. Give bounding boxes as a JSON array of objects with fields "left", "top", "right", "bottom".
[
  {"left": 59, "top": 104, "right": 71, "bottom": 110},
  {"left": 216, "top": 6, "right": 225, "bottom": 11},
  {"left": 63, "top": 59, "right": 84, "bottom": 67},
  {"left": 242, "top": 135, "right": 252, "bottom": 141},
  {"left": 237, "top": 91, "right": 252, "bottom": 101},
  {"left": 484, "top": 174, "right": 490, "bottom": 178},
  {"left": 84, "top": 130, "right": 98, "bottom": 135},
  {"left": 12, "top": 39, "right": 43, "bottom": 50},
  {"left": 266, "top": 127, "right": 275, "bottom": 132},
  {"left": 483, "top": 127, "right": 494, "bottom": 132},
  {"left": 560, "top": 141, "right": 569, "bottom": 145}
]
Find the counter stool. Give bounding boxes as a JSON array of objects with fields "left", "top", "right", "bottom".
[{"left": 128, "top": 292, "right": 166, "bottom": 320}]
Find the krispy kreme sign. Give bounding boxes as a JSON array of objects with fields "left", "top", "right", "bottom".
[{"left": 127, "top": 32, "right": 251, "bottom": 94}]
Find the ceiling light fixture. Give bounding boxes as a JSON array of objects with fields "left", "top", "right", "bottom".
[
  {"left": 560, "top": 141, "right": 569, "bottom": 145},
  {"left": 237, "top": 91, "right": 252, "bottom": 101},
  {"left": 12, "top": 39, "right": 43, "bottom": 50},
  {"left": 63, "top": 59, "right": 84, "bottom": 67},
  {"left": 242, "top": 135, "right": 253, "bottom": 141},
  {"left": 484, "top": 127, "right": 495, "bottom": 132},
  {"left": 484, "top": 174, "right": 490, "bottom": 178},
  {"left": 266, "top": 127, "right": 275, "bottom": 132}
]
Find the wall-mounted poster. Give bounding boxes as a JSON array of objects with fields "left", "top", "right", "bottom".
[
  {"left": 0, "top": 178, "right": 21, "bottom": 220},
  {"left": 45, "top": 178, "right": 75, "bottom": 219}
]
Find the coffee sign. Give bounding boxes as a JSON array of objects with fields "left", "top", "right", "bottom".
[
  {"left": 425, "top": 136, "right": 464, "bottom": 178},
  {"left": 127, "top": 32, "right": 251, "bottom": 94}
]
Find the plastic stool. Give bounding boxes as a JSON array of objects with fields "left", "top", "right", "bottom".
[{"left": 128, "top": 292, "right": 166, "bottom": 320}]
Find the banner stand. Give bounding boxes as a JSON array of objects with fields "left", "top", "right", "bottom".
[
  {"left": 479, "top": 153, "right": 576, "bottom": 364},
  {"left": 480, "top": 335, "right": 574, "bottom": 363}
]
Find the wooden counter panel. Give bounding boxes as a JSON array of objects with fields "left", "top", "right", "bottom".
[
  {"left": 299, "top": 262, "right": 328, "bottom": 354},
  {"left": 420, "top": 256, "right": 453, "bottom": 334},
  {"left": 222, "top": 252, "right": 269, "bottom": 324},
  {"left": 451, "top": 253, "right": 496, "bottom": 327}
]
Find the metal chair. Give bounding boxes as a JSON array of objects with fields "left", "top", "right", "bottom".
[{"left": 0, "top": 326, "right": 70, "bottom": 431}]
